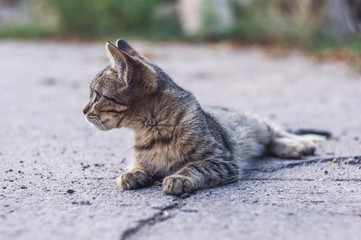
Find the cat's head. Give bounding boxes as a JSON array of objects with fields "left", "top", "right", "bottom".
[{"left": 83, "top": 39, "right": 159, "bottom": 131}]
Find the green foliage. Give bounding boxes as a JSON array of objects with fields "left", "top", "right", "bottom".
[
  {"left": 0, "top": 23, "right": 55, "bottom": 39},
  {"left": 0, "top": 0, "right": 56, "bottom": 39},
  {"left": 43, "top": 0, "right": 181, "bottom": 38},
  {"left": 1, "top": 0, "right": 359, "bottom": 58},
  {"left": 343, "top": 35, "right": 361, "bottom": 54},
  {"left": 198, "top": 1, "right": 219, "bottom": 39},
  {"left": 225, "top": 0, "right": 361, "bottom": 57},
  {"left": 308, "top": 33, "right": 361, "bottom": 55},
  {"left": 229, "top": 0, "right": 325, "bottom": 45}
]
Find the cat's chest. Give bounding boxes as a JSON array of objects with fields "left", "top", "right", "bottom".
[
  {"left": 131, "top": 120, "right": 190, "bottom": 174},
  {"left": 134, "top": 142, "right": 185, "bottom": 175}
]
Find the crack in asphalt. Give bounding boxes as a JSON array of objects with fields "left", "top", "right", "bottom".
[
  {"left": 119, "top": 201, "right": 182, "bottom": 240},
  {"left": 246, "top": 178, "right": 315, "bottom": 181},
  {"left": 246, "top": 178, "right": 361, "bottom": 182},
  {"left": 333, "top": 178, "right": 361, "bottom": 182},
  {"left": 119, "top": 155, "right": 361, "bottom": 239},
  {"left": 250, "top": 155, "right": 361, "bottom": 172}
]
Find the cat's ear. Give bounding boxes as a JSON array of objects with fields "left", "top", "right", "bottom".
[
  {"left": 106, "top": 42, "right": 129, "bottom": 83},
  {"left": 107, "top": 40, "right": 158, "bottom": 92},
  {"left": 116, "top": 39, "right": 146, "bottom": 60}
]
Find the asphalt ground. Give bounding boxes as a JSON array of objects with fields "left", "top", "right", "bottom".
[{"left": 1, "top": 41, "right": 360, "bottom": 240}]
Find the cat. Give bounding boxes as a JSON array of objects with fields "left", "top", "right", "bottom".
[{"left": 83, "top": 39, "right": 316, "bottom": 196}]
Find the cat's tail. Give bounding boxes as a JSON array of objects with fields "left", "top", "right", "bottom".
[{"left": 287, "top": 128, "right": 332, "bottom": 142}]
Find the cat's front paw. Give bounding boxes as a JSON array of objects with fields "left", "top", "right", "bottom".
[
  {"left": 162, "top": 175, "right": 194, "bottom": 196},
  {"left": 117, "top": 169, "right": 153, "bottom": 190}
]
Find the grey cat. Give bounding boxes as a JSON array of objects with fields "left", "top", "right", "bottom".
[{"left": 83, "top": 39, "right": 316, "bottom": 196}]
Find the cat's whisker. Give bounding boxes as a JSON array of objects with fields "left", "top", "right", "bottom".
[
  {"left": 107, "top": 121, "right": 117, "bottom": 129},
  {"left": 95, "top": 117, "right": 107, "bottom": 131}
]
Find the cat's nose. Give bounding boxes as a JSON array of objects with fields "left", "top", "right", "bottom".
[{"left": 83, "top": 103, "right": 91, "bottom": 115}]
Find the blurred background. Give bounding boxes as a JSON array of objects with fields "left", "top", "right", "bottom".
[{"left": 0, "top": 0, "right": 360, "bottom": 64}]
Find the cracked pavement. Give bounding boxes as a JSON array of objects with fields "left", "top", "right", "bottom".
[{"left": 1, "top": 41, "right": 360, "bottom": 240}]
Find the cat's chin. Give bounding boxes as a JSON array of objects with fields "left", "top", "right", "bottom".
[
  {"left": 95, "top": 121, "right": 122, "bottom": 131},
  {"left": 94, "top": 125, "right": 109, "bottom": 131},
  {"left": 85, "top": 119, "right": 111, "bottom": 131},
  {"left": 94, "top": 123, "right": 115, "bottom": 131}
]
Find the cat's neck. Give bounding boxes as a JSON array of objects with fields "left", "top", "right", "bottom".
[{"left": 124, "top": 89, "right": 201, "bottom": 147}]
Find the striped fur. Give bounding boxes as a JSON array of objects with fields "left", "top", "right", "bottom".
[{"left": 83, "top": 39, "right": 316, "bottom": 195}]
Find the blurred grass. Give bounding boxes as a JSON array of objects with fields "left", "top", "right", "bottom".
[
  {"left": 44, "top": 0, "right": 170, "bottom": 37},
  {"left": 0, "top": 23, "right": 56, "bottom": 39},
  {"left": 0, "top": 0, "right": 182, "bottom": 40},
  {"left": 0, "top": 0, "right": 57, "bottom": 39},
  {"left": 227, "top": 0, "right": 361, "bottom": 53},
  {"left": 229, "top": 0, "right": 325, "bottom": 44},
  {"left": 0, "top": 0, "right": 360, "bottom": 65},
  {"left": 225, "top": 0, "right": 361, "bottom": 68}
]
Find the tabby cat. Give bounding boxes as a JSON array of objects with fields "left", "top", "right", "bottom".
[{"left": 83, "top": 39, "right": 316, "bottom": 196}]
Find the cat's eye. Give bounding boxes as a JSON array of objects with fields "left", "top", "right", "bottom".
[{"left": 92, "top": 92, "right": 101, "bottom": 103}]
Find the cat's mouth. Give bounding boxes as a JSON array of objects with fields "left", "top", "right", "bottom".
[
  {"left": 86, "top": 115, "right": 109, "bottom": 131},
  {"left": 86, "top": 114, "right": 125, "bottom": 131}
]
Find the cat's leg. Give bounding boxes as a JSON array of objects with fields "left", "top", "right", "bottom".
[
  {"left": 117, "top": 166, "right": 154, "bottom": 190},
  {"left": 268, "top": 137, "right": 316, "bottom": 158},
  {"left": 162, "top": 160, "right": 238, "bottom": 195},
  {"left": 268, "top": 126, "right": 316, "bottom": 159}
]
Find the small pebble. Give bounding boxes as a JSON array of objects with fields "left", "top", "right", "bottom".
[
  {"left": 80, "top": 201, "right": 91, "bottom": 205},
  {"left": 230, "top": 195, "right": 238, "bottom": 201},
  {"left": 66, "top": 189, "right": 75, "bottom": 194},
  {"left": 162, "top": 211, "right": 169, "bottom": 217},
  {"left": 324, "top": 170, "right": 328, "bottom": 175},
  {"left": 347, "top": 159, "right": 357, "bottom": 165},
  {"left": 332, "top": 158, "right": 338, "bottom": 163},
  {"left": 180, "top": 193, "right": 191, "bottom": 199},
  {"left": 81, "top": 164, "right": 90, "bottom": 171},
  {"left": 180, "top": 209, "right": 198, "bottom": 213},
  {"left": 20, "top": 185, "right": 27, "bottom": 189},
  {"left": 72, "top": 200, "right": 91, "bottom": 205}
]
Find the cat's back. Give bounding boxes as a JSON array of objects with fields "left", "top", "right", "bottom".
[{"left": 205, "top": 106, "right": 272, "bottom": 159}]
